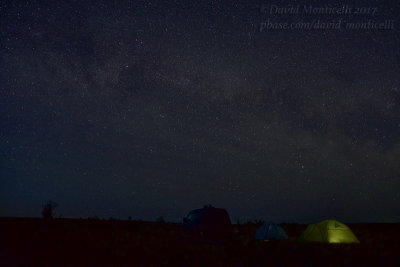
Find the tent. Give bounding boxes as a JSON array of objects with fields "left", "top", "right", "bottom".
[
  {"left": 255, "top": 222, "right": 288, "bottom": 241},
  {"left": 181, "top": 205, "right": 233, "bottom": 239},
  {"left": 298, "top": 220, "right": 360, "bottom": 243}
]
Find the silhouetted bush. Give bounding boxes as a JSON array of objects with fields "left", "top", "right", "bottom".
[
  {"left": 156, "top": 216, "right": 165, "bottom": 223},
  {"left": 41, "top": 200, "right": 58, "bottom": 219}
]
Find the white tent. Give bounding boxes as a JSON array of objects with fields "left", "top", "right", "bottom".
[{"left": 255, "top": 222, "right": 288, "bottom": 241}]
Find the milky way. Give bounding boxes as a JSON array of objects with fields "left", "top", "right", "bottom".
[{"left": 1, "top": 0, "right": 399, "bottom": 222}]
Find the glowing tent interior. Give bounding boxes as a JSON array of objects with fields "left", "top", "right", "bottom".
[{"left": 298, "top": 220, "right": 360, "bottom": 243}]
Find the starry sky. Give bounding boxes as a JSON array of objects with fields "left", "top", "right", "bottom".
[{"left": 1, "top": 0, "right": 399, "bottom": 223}]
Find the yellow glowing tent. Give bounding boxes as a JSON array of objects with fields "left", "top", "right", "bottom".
[{"left": 298, "top": 220, "right": 360, "bottom": 243}]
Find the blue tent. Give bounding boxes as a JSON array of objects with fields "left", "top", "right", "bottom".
[{"left": 255, "top": 222, "right": 288, "bottom": 241}]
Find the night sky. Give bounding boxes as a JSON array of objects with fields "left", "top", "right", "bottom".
[{"left": 1, "top": 0, "right": 399, "bottom": 223}]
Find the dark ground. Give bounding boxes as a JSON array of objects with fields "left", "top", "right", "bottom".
[{"left": 0, "top": 218, "right": 398, "bottom": 266}]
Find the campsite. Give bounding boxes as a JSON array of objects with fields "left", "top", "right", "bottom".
[
  {"left": 1, "top": 217, "right": 399, "bottom": 266},
  {"left": 1, "top": 1, "right": 399, "bottom": 266}
]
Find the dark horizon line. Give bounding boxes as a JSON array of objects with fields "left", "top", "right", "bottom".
[{"left": 1, "top": 216, "right": 399, "bottom": 225}]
